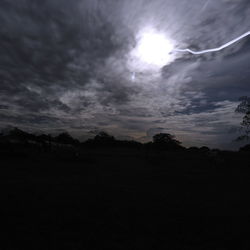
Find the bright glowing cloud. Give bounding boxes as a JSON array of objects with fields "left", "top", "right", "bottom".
[{"left": 131, "top": 27, "right": 175, "bottom": 68}]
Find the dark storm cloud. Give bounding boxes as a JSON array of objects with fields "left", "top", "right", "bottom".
[
  {"left": 0, "top": 0, "right": 250, "bottom": 148},
  {"left": 0, "top": 0, "right": 131, "bottom": 99},
  {"left": 0, "top": 0, "right": 135, "bottom": 130}
]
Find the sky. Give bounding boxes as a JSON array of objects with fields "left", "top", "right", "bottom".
[{"left": 0, "top": 0, "right": 250, "bottom": 149}]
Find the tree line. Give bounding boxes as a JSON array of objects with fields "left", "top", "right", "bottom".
[
  {"left": 0, "top": 96, "right": 250, "bottom": 153},
  {"left": 0, "top": 127, "right": 185, "bottom": 151}
]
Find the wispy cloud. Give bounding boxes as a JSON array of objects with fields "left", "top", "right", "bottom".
[{"left": 0, "top": 0, "right": 249, "bottom": 148}]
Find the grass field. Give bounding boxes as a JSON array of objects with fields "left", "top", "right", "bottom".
[{"left": 2, "top": 148, "right": 250, "bottom": 249}]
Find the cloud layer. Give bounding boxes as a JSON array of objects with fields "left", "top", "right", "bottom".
[{"left": 0, "top": 0, "right": 250, "bottom": 148}]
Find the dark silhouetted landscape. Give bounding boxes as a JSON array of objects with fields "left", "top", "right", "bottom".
[{"left": 1, "top": 127, "right": 250, "bottom": 249}]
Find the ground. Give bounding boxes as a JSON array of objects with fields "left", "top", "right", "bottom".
[{"left": 1, "top": 148, "right": 250, "bottom": 249}]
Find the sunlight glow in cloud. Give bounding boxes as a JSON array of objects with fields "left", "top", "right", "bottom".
[{"left": 132, "top": 28, "right": 175, "bottom": 67}]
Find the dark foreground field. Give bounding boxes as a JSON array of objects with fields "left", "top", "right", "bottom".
[{"left": 2, "top": 148, "right": 250, "bottom": 249}]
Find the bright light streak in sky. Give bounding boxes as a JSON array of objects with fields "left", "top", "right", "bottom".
[
  {"left": 130, "top": 29, "right": 250, "bottom": 82},
  {"left": 175, "top": 31, "right": 250, "bottom": 55}
]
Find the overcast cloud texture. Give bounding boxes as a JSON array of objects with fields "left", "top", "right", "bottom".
[{"left": 1, "top": 0, "right": 250, "bottom": 148}]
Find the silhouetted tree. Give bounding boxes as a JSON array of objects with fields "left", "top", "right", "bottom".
[
  {"left": 37, "top": 134, "right": 52, "bottom": 152},
  {"left": 235, "top": 96, "right": 250, "bottom": 141},
  {"left": 82, "top": 132, "right": 116, "bottom": 148},
  {"left": 7, "top": 127, "right": 35, "bottom": 143},
  {"left": 199, "top": 146, "right": 210, "bottom": 153},
  {"left": 152, "top": 133, "right": 183, "bottom": 150},
  {"left": 55, "top": 132, "right": 79, "bottom": 146},
  {"left": 37, "top": 134, "right": 52, "bottom": 143},
  {"left": 153, "top": 133, "right": 180, "bottom": 144},
  {"left": 94, "top": 132, "right": 115, "bottom": 143},
  {"left": 187, "top": 147, "right": 200, "bottom": 153},
  {"left": 239, "top": 144, "right": 250, "bottom": 152}
]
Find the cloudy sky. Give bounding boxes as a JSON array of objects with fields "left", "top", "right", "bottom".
[{"left": 1, "top": 0, "right": 250, "bottom": 148}]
